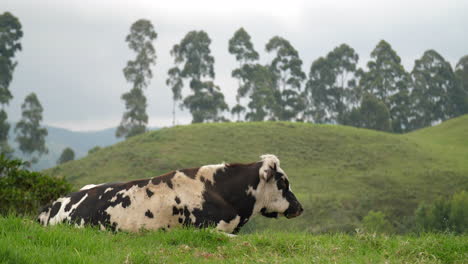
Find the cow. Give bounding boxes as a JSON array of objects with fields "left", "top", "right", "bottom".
[{"left": 38, "top": 154, "right": 303, "bottom": 234}]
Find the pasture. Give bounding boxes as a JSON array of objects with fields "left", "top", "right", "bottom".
[{"left": 1, "top": 216, "right": 467, "bottom": 264}]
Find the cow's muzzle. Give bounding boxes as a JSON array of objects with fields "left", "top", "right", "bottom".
[{"left": 284, "top": 203, "right": 304, "bottom": 219}]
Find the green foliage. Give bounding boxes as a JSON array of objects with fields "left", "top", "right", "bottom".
[
  {"left": 1, "top": 216, "right": 467, "bottom": 264},
  {"left": 358, "top": 40, "right": 411, "bottom": 132},
  {"left": 116, "top": 87, "right": 148, "bottom": 138},
  {"left": 342, "top": 93, "right": 392, "bottom": 131},
  {"left": 361, "top": 210, "right": 394, "bottom": 234},
  {"left": 14, "top": 93, "right": 48, "bottom": 164},
  {"left": 305, "top": 43, "right": 359, "bottom": 123},
  {"left": 169, "top": 31, "right": 228, "bottom": 123},
  {"left": 454, "top": 55, "right": 468, "bottom": 115},
  {"left": 0, "top": 155, "right": 71, "bottom": 215},
  {"left": 410, "top": 50, "right": 460, "bottom": 130},
  {"left": 57, "top": 147, "right": 75, "bottom": 165},
  {"left": 240, "top": 64, "right": 277, "bottom": 121},
  {"left": 0, "top": 110, "right": 13, "bottom": 157},
  {"left": 414, "top": 191, "right": 468, "bottom": 234},
  {"left": 0, "top": 12, "right": 23, "bottom": 156},
  {"left": 266, "top": 36, "right": 306, "bottom": 121},
  {"left": 117, "top": 19, "right": 157, "bottom": 138},
  {"left": 0, "top": 12, "right": 23, "bottom": 105}
]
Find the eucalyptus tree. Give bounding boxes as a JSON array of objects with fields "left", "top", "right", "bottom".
[
  {"left": 15, "top": 93, "right": 48, "bottom": 164},
  {"left": 358, "top": 40, "right": 411, "bottom": 132},
  {"left": 0, "top": 12, "right": 22, "bottom": 155},
  {"left": 117, "top": 19, "right": 157, "bottom": 138},
  {"left": 266, "top": 36, "right": 306, "bottom": 121},
  {"left": 410, "top": 50, "right": 460, "bottom": 129},
  {"left": 168, "top": 30, "right": 228, "bottom": 123},
  {"left": 305, "top": 44, "right": 359, "bottom": 123},
  {"left": 454, "top": 55, "right": 468, "bottom": 116},
  {"left": 228, "top": 27, "right": 259, "bottom": 121}
]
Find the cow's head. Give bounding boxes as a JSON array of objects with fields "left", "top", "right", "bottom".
[{"left": 257, "top": 155, "right": 303, "bottom": 219}]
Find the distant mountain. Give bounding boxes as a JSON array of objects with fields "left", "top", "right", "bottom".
[{"left": 8, "top": 126, "right": 158, "bottom": 171}]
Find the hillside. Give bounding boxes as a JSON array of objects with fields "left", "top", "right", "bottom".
[{"left": 45, "top": 116, "right": 468, "bottom": 233}]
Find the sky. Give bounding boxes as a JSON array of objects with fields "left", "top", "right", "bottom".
[{"left": 3, "top": 0, "right": 468, "bottom": 131}]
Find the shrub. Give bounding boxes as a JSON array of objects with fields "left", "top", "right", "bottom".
[
  {"left": 361, "top": 210, "right": 394, "bottom": 234},
  {"left": 414, "top": 191, "right": 468, "bottom": 234},
  {"left": 0, "top": 155, "right": 72, "bottom": 216}
]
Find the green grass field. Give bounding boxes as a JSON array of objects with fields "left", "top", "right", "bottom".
[
  {"left": 1, "top": 216, "right": 467, "bottom": 264},
  {"left": 45, "top": 115, "right": 468, "bottom": 233}
]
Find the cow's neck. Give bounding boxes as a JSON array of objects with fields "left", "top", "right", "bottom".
[{"left": 209, "top": 162, "right": 262, "bottom": 222}]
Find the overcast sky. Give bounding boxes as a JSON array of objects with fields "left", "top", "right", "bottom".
[{"left": 3, "top": 0, "right": 468, "bottom": 131}]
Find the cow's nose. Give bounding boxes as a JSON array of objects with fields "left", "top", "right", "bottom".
[{"left": 299, "top": 205, "right": 304, "bottom": 214}]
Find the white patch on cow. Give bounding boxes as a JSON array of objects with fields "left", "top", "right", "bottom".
[
  {"left": 259, "top": 154, "right": 287, "bottom": 180},
  {"left": 38, "top": 207, "right": 51, "bottom": 226},
  {"left": 104, "top": 170, "right": 206, "bottom": 232},
  {"left": 104, "top": 188, "right": 113, "bottom": 193},
  {"left": 216, "top": 215, "right": 241, "bottom": 233},
  {"left": 80, "top": 183, "right": 102, "bottom": 191},
  {"left": 195, "top": 164, "right": 225, "bottom": 184}
]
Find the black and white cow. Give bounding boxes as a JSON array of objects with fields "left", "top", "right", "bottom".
[{"left": 38, "top": 154, "right": 303, "bottom": 234}]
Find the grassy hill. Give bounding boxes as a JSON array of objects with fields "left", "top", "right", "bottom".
[{"left": 45, "top": 115, "right": 468, "bottom": 233}]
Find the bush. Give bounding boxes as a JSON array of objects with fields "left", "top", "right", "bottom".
[
  {"left": 414, "top": 191, "right": 468, "bottom": 234},
  {"left": 0, "top": 155, "right": 72, "bottom": 216},
  {"left": 361, "top": 210, "right": 394, "bottom": 234}
]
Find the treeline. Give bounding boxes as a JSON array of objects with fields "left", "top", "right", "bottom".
[
  {"left": 1, "top": 13, "right": 468, "bottom": 151},
  {"left": 118, "top": 19, "right": 468, "bottom": 138}
]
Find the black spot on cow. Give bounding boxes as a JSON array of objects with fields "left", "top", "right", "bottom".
[
  {"left": 146, "top": 188, "right": 154, "bottom": 198},
  {"left": 145, "top": 210, "right": 154, "bottom": 218},
  {"left": 200, "top": 176, "right": 205, "bottom": 182},
  {"left": 64, "top": 191, "right": 87, "bottom": 212},
  {"left": 151, "top": 171, "right": 175, "bottom": 189},
  {"left": 178, "top": 218, "right": 183, "bottom": 223},
  {"left": 260, "top": 207, "right": 278, "bottom": 218},
  {"left": 49, "top": 202, "right": 62, "bottom": 218},
  {"left": 179, "top": 167, "right": 199, "bottom": 179},
  {"left": 172, "top": 206, "right": 179, "bottom": 216},
  {"left": 175, "top": 196, "right": 181, "bottom": 204}
]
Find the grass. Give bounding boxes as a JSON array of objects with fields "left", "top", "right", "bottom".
[
  {"left": 44, "top": 115, "right": 468, "bottom": 233},
  {"left": 1, "top": 216, "right": 467, "bottom": 264}
]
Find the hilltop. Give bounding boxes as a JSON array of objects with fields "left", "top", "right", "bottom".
[{"left": 46, "top": 115, "right": 468, "bottom": 233}]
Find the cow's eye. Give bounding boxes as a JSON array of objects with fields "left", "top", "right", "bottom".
[{"left": 277, "top": 179, "right": 287, "bottom": 190}]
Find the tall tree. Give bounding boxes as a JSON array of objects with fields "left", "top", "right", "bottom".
[
  {"left": 168, "top": 31, "right": 228, "bottom": 123},
  {"left": 14, "top": 93, "right": 48, "bottom": 164},
  {"left": 241, "top": 64, "right": 277, "bottom": 121},
  {"left": 305, "top": 44, "right": 359, "bottom": 123},
  {"left": 228, "top": 27, "right": 259, "bottom": 121},
  {"left": 57, "top": 147, "right": 75, "bottom": 165},
  {"left": 0, "top": 12, "right": 23, "bottom": 155},
  {"left": 454, "top": 55, "right": 468, "bottom": 116},
  {"left": 117, "top": 19, "right": 157, "bottom": 138},
  {"left": 266, "top": 36, "right": 306, "bottom": 121},
  {"left": 410, "top": 50, "right": 460, "bottom": 129},
  {"left": 166, "top": 67, "right": 183, "bottom": 125},
  {"left": 358, "top": 40, "right": 411, "bottom": 132}
]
